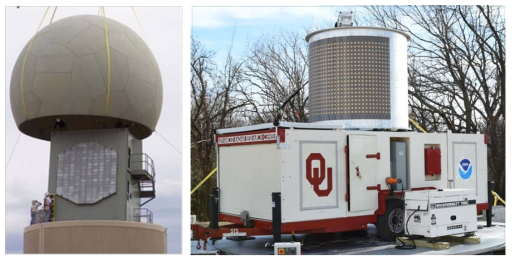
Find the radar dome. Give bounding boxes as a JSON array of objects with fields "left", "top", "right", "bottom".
[{"left": 10, "top": 15, "right": 163, "bottom": 140}]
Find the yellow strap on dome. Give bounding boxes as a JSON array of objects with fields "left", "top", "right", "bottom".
[
  {"left": 20, "top": 7, "right": 50, "bottom": 119},
  {"left": 131, "top": 7, "right": 145, "bottom": 38},
  {"left": 50, "top": 7, "right": 57, "bottom": 24},
  {"left": 102, "top": 7, "right": 111, "bottom": 115}
]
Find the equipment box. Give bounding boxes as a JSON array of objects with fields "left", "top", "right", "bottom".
[{"left": 405, "top": 189, "right": 477, "bottom": 238}]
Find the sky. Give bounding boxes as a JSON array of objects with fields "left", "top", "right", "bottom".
[
  {"left": 4, "top": 7, "right": 182, "bottom": 254},
  {"left": 191, "top": 6, "right": 364, "bottom": 66}
]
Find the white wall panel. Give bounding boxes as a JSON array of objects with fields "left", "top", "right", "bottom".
[
  {"left": 447, "top": 133, "right": 488, "bottom": 204},
  {"left": 281, "top": 129, "right": 346, "bottom": 223},
  {"left": 219, "top": 144, "right": 281, "bottom": 220}
]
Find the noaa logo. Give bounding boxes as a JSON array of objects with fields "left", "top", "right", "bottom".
[{"left": 458, "top": 159, "right": 473, "bottom": 179}]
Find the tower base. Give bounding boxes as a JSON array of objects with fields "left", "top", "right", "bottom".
[{"left": 24, "top": 220, "right": 167, "bottom": 253}]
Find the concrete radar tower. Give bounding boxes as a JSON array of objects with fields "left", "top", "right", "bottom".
[{"left": 12, "top": 15, "right": 166, "bottom": 253}]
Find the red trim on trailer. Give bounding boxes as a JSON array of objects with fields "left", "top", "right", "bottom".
[
  {"left": 282, "top": 215, "right": 377, "bottom": 233},
  {"left": 192, "top": 201, "right": 490, "bottom": 240},
  {"left": 477, "top": 203, "right": 489, "bottom": 211},
  {"left": 216, "top": 213, "right": 376, "bottom": 235},
  {"left": 219, "top": 213, "right": 273, "bottom": 230},
  {"left": 191, "top": 223, "right": 272, "bottom": 240},
  {"left": 484, "top": 134, "right": 488, "bottom": 144},
  {"left": 216, "top": 128, "right": 285, "bottom": 146}
]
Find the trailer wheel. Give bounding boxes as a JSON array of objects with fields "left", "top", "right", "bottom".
[{"left": 377, "top": 199, "right": 404, "bottom": 241}]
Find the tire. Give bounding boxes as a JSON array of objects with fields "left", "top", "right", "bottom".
[{"left": 377, "top": 199, "right": 405, "bottom": 241}]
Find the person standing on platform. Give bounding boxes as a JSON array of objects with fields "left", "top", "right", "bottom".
[
  {"left": 43, "top": 193, "right": 53, "bottom": 222},
  {"left": 30, "top": 200, "right": 41, "bottom": 225}
]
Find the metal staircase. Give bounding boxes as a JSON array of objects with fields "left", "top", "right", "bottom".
[{"left": 129, "top": 153, "right": 156, "bottom": 206}]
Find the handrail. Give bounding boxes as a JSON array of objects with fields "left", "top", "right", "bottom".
[
  {"left": 134, "top": 208, "right": 153, "bottom": 224},
  {"left": 130, "top": 153, "right": 155, "bottom": 179}
]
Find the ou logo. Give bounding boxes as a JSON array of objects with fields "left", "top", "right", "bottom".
[{"left": 306, "top": 153, "right": 333, "bottom": 197}]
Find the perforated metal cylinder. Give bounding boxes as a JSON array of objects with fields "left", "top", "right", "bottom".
[{"left": 305, "top": 27, "right": 410, "bottom": 129}]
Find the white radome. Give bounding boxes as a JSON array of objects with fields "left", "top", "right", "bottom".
[{"left": 10, "top": 15, "right": 163, "bottom": 140}]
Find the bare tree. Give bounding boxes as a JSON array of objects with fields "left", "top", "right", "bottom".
[
  {"left": 364, "top": 5, "right": 505, "bottom": 197},
  {"left": 241, "top": 31, "right": 309, "bottom": 123},
  {"left": 190, "top": 36, "right": 248, "bottom": 220}
]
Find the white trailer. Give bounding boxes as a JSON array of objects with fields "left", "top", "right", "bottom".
[
  {"left": 210, "top": 122, "right": 488, "bottom": 241},
  {"left": 191, "top": 25, "right": 490, "bottom": 245}
]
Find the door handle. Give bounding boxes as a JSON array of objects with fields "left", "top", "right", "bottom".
[
  {"left": 366, "top": 153, "right": 380, "bottom": 160},
  {"left": 366, "top": 184, "right": 381, "bottom": 191},
  {"left": 356, "top": 166, "right": 361, "bottom": 179}
]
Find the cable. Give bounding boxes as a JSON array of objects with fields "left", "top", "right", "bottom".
[
  {"left": 394, "top": 180, "right": 418, "bottom": 250},
  {"left": 21, "top": 7, "right": 50, "bottom": 119},
  {"left": 302, "top": 234, "right": 390, "bottom": 250},
  {"left": 394, "top": 180, "right": 405, "bottom": 236},
  {"left": 154, "top": 130, "right": 182, "bottom": 155},
  {"left": 5, "top": 132, "right": 22, "bottom": 170},
  {"left": 101, "top": 7, "right": 112, "bottom": 115},
  {"left": 190, "top": 167, "right": 217, "bottom": 195},
  {"left": 273, "top": 81, "right": 308, "bottom": 124},
  {"left": 408, "top": 117, "right": 427, "bottom": 133},
  {"left": 396, "top": 206, "right": 419, "bottom": 250},
  {"left": 50, "top": 7, "right": 58, "bottom": 24},
  {"left": 131, "top": 7, "right": 146, "bottom": 38},
  {"left": 191, "top": 139, "right": 211, "bottom": 148}
]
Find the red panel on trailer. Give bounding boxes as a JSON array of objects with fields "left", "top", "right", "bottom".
[
  {"left": 477, "top": 203, "right": 489, "bottom": 211},
  {"left": 424, "top": 148, "right": 441, "bottom": 175},
  {"left": 217, "top": 213, "right": 376, "bottom": 235}
]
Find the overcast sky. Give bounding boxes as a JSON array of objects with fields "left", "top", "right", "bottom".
[{"left": 4, "top": 7, "right": 182, "bottom": 254}]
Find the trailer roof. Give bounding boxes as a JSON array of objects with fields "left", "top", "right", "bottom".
[{"left": 216, "top": 122, "right": 346, "bottom": 135}]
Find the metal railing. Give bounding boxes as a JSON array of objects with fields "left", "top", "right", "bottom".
[
  {"left": 130, "top": 153, "right": 156, "bottom": 179},
  {"left": 134, "top": 208, "right": 154, "bottom": 224}
]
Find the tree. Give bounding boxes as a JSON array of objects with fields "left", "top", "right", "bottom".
[
  {"left": 364, "top": 5, "right": 505, "bottom": 197},
  {"left": 241, "top": 31, "right": 310, "bottom": 123},
  {"left": 190, "top": 36, "right": 248, "bottom": 220}
]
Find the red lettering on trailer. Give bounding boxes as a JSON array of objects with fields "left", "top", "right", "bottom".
[
  {"left": 216, "top": 129, "right": 285, "bottom": 146},
  {"left": 306, "top": 153, "right": 333, "bottom": 197}
]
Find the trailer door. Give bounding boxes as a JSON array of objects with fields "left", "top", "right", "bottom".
[
  {"left": 452, "top": 143, "right": 477, "bottom": 191},
  {"left": 348, "top": 135, "right": 379, "bottom": 212}
]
